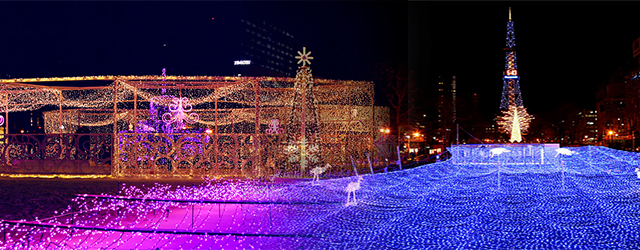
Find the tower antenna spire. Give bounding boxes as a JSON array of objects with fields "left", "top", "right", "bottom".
[{"left": 509, "top": 7, "right": 512, "bottom": 21}]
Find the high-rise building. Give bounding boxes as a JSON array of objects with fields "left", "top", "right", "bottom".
[
  {"left": 435, "top": 76, "right": 455, "bottom": 146},
  {"left": 234, "top": 19, "right": 297, "bottom": 77}
]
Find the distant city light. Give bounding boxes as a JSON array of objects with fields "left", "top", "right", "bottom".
[{"left": 234, "top": 60, "right": 251, "bottom": 65}]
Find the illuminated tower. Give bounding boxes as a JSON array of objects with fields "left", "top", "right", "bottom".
[
  {"left": 497, "top": 7, "right": 532, "bottom": 143},
  {"left": 500, "top": 7, "right": 523, "bottom": 109}
]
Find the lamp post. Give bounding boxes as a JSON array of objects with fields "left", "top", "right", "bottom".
[
  {"left": 608, "top": 130, "right": 614, "bottom": 146},
  {"left": 413, "top": 132, "right": 421, "bottom": 156},
  {"left": 406, "top": 135, "right": 411, "bottom": 158}
]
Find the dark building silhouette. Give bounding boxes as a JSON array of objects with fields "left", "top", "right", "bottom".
[{"left": 234, "top": 19, "right": 298, "bottom": 77}]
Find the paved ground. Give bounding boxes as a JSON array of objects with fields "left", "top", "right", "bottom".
[
  {"left": 0, "top": 177, "right": 213, "bottom": 221},
  {"left": 0, "top": 176, "right": 312, "bottom": 222}
]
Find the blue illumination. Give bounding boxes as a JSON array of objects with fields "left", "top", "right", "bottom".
[
  {"left": 5, "top": 145, "right": 640, "bottom": 248},
  {"left": 504, "top": 75, "right": 519, "bottom": 79},
  {"left": 301, "top": 145, "right": 640, "bottom": 248}
]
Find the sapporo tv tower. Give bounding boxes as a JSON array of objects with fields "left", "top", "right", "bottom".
[{"left": 497, "top": 7, "right": 532, "bottom": 143}]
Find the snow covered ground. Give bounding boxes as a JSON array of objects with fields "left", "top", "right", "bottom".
[{"left": 3, "top": 146, "right": 640, "bottom": 249}]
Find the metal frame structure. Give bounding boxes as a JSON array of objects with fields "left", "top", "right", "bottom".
[{"left": 0, "top": 75, "right": 383, "bottom": 178}]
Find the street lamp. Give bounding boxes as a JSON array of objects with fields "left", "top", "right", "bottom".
[
  {"left": 608, "top": 130, "right": 614, "bottom": 144},
  {"left": 406, "top": 135, "right": 411, "bottom": 157}
]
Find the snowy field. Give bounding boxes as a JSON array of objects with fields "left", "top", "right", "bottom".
[{"left": 3, "top": 146, "right": 640, "bottom": 249}]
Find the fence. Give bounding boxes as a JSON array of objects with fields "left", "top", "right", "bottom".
[{"left": 0, "top": 133, "right": 112, "bottom": 175}]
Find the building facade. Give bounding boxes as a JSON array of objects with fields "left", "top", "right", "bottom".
[{"left": 234, "top": 19, "right": 297, "bottom": 77}]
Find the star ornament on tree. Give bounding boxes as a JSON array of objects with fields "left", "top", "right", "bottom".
[{"left": 295, "top": 47, "right": 314, "bottom": 67}]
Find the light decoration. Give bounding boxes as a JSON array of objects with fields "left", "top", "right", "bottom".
[
  {"left": 0, "top": 174, "right": 110, "bottom": 179},
  {"left": 286, "top": 48, "right": 322, "bottom": 172},
  {"left": 0, "top": 73, "right": 379, "bottom": 178},
  {"left": 497, "top": 105, "right": 532, "bottom": 143},
  {"left": 265, "top": 119, "right": 284, "bottom": 134},
  {"left": 286, "top": 137, "right": 320, "bottom": 169},
  {"left": 345, "top": 175, "right": 363, "bottom": 206},
  {"left": 295, "top": 47, "right": 314, "bottom": 67},
  {"left": 497, "top": 7, "right": 532, "bottom": 141},
  {"left": 161, "top": 97, "right": 200, "bottom": 127},
  {"left": 4, "top": 146, "right": 640, "bottom": 248}
]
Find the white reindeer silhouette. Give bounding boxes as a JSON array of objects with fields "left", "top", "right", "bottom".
[
  {"left": 490, "top": 148, "right": 511, "bottom": 157},
  {"left": 310, "top": 163, "right": 331, "bottom": 184},
  {"left": 346, "top": 175, "right": 363, "bottom": 206},
  {"left": 555, "top": 148, "right": 578, "bottom": 157}
]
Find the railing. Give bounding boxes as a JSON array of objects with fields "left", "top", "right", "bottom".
[
  {"left": 0, "top": 134, "right": 113, "bottom": 175},
  {"left": 448, "top": 144, "right": 561, "bottom": 165},
  {"left": 114, "top": 132, "right": 379, "bottom": 178}
]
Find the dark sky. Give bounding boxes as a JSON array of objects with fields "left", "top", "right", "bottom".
[
  {"left": 0, "top": 1, "right": 407, "bottom": 80},
  {"left": 1, "top": 1, "right": 640, "bottom": 119},
  {"left": 411, "top": 1, "right": 640, "bottom": 117}
]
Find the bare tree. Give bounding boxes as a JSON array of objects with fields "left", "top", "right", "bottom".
[{"left": 374, "top": 63, "right": 417, "bottom": 145}]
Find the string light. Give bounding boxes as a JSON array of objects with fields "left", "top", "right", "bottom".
[
  {"left": 3, "top": 146, "right": 640, "bottom": 248},
  {"left": 497, "top": 105, "right": 532, "bottom": 143},
  {"left": 0, "top": 48, "right": 381, "bottom": 179},
  {"left": 498, "top": 8, "right": 532, "bottom": 141},
  {"left": 0, "top": 174, "right": 110, "bottom": 179}
]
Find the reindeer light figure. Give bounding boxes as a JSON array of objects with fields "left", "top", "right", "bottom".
[
  {"left": 310, "top": 163, "right": 331, "bottom": 184},
  {"left": 555, "top": 148, "right": 578, "bottom": 157},
  {"left": 490, "top": 147, "right": 511, "bottom": 157},
  {"left": 555, "top": 148, "right": 578, "bottom": 190},
  {"left": 346, "top": 175, "right": 363, "bottom": 206},
  {"left": 490, "top": 147, "right": 510, "bottom": 190}
]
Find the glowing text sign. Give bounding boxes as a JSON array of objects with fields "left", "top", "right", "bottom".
[{"left": 234, "top": 60, "right": 251, "bottom": 65}]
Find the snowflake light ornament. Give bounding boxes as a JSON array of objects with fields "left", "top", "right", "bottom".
[
  {"left": 286, "top": 137, "right": 320, "bottom": 169},
  {"left": 295, "top": 47, "right": 314, "bottom": 67},
  {"left": 162, "top": 97, "right": 199, "bottom": 127}
]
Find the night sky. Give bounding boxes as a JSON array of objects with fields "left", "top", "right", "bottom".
[
  {"left": 412, "top": 1, "right": 640, "bottom": 117},
  {"left": 1, "top": 1, "right": 640, "bottom": 120}
]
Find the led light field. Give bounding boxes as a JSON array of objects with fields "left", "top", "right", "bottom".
[{"left": 2, "top": 146, "right": 640, "bottom": 249}]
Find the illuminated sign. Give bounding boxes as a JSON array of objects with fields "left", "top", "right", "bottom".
[
  {"left": 234, "top": 60, "right": 251, "bottom": 65},
  {"left": 506, "top": 69, "right": 518, "bottom": 76}
]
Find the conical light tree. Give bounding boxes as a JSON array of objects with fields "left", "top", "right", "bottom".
[
  {"left": 286, "top": 47, "right": 321, "bottom": 172},
  {"left": 497, "top": 105, "right": 532, "bottom": 143}
]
